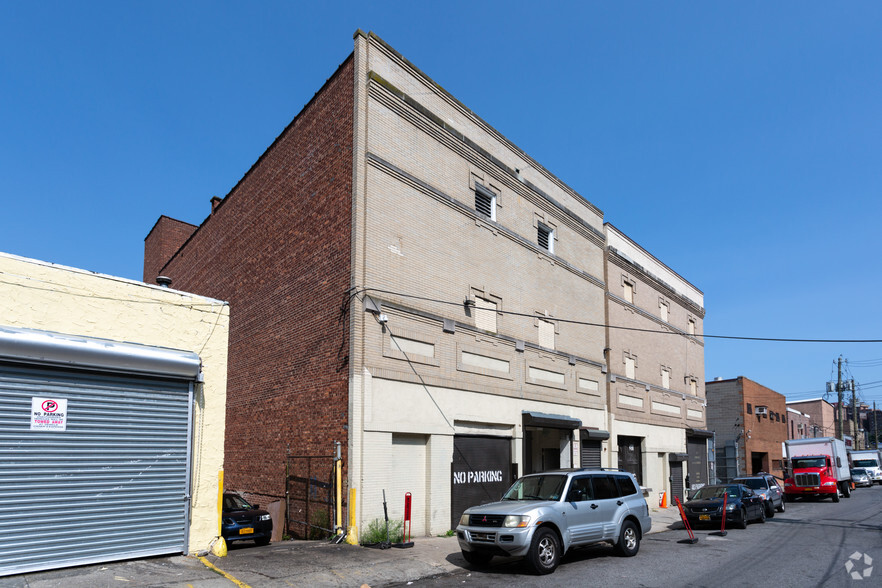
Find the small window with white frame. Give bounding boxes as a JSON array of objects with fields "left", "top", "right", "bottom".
[
  {"left": 474, "top": 183, "right": 496, "bottom": 221},
  {"left": 537, "top": 222, "right": 554, "bottom": 253}
]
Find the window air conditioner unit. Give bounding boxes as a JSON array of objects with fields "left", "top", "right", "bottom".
[{"left": 755, "top": 406, "right": 768, "bottom": 416}]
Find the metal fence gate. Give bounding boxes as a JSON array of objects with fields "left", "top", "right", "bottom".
[
  {"left": 0, "top": 362, "right": 193, "bottom": 576},
  {"left": 286, "top": 453, "right": 335, "bottom": 539}
]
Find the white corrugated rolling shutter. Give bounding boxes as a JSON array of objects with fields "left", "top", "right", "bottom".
[{"left": 0, "top": 327, "right": 199, "bottom": 577}]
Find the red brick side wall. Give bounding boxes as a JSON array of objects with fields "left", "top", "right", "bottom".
[
  {"left": 741, "top": 378, "right": 788, "bottom": 479},
  {"left": 143, "top": 216, "right": 197, "bottom": 284},
  {"left": 148, "top": 56, "right": 354, "bottom": 503}
]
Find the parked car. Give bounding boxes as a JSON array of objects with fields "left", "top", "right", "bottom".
[
  {"left": 222, "top": 492, "right": 272, "bottom": 545},
  {"left": 456, "top": 469, "right": 652, "bottom": 575},
  {"left": 683, "top": 484, "right": 766, "bottom": 529},
  {"left": 851, "top": 468, "right": 872, "bottom": 488},
  {"left": 733, "top": 473, "right": 785, "bottom": 517}
]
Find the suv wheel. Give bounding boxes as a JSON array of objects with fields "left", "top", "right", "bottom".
[
  {"left": 776, "top": 499, "right": 785, "bottom": 513},
  {"left": 526, "top": 527, "right": 560, "bottom": 575},
  {"left": 614, "top": 520, "right": 640, "bottom": 557},
  {"left": 462, "top": 550, "right": 493, "bottom": 566}
]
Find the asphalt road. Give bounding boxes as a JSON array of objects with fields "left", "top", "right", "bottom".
[{"left": 397, "top": 484, "right": 882, "bottom": 587}]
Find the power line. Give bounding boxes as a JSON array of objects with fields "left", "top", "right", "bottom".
[{"left": 358, "top": 287, "right": 882, "bottom": 344}]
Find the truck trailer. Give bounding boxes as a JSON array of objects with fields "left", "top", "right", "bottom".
[
  {"left": 848, "top": 449, "right": 882, "bottom": 485},
  {"left": 784, "top": 437, "right": 851, "bottom": 502}
]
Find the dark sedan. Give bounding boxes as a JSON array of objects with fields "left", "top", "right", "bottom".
[
  {"left": 222, "top": 492, "right": 273, "bottom": 545},
  {"left": 683, "top": 484, "right": 766, "bottom": 529}
]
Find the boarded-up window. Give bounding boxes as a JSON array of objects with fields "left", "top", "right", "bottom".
[
  {"left": 688, "top": 319, "right": 695, "bottom": 335},
  {"left": 661, "top": 368, "right": 671, "bottom": 389},
  {"left": 475, "top": 297, "right": 497, "bottom": 333},
  {"left": 623, "top": 281, "right": 634, "bottom": 304},
  {"left": 659, "top": 301, "right": 669, "bottom": 322},
  {"left": 538, "top": 319, "right": 554, "bottom": 349},
  {"left": 625, "top": 356, "right": 636, "bottom": 379}
]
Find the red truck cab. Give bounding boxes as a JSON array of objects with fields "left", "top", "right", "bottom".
[{"left": 783, "top": 455, "right": 848, "bottom": 502}]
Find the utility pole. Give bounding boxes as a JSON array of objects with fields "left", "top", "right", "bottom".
[
  {"left": 837, "top": 356, "right": 844, "bottom": 441},
  {"left": 851, "top": 380, "right": 859, "bottom": 450},
  {"left": 875, "top": 402, "right": 878, "bottom": 449}
]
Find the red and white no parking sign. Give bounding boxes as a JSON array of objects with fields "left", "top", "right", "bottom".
[{"left": 30, "top": 397, "right": 68, "bottom": 431}]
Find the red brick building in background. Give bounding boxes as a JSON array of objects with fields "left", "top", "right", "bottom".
[{"left": 706, "top": 377, "right": 787, "bottom": 481}]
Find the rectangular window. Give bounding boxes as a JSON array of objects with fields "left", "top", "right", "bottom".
[
  {"left": 474, "top": 184, "right": 496, "bottom": 220},
  {"left": 537, "top": 223, "right": 553, "bottom": 253},
  {"left": 687, "top": 318, "right": 696, "bottom": 335},
  {"left": 623, "top": 281, "right": 634, "bottom": 304},
  {"left": 625, "top": 356, "right": 635, "bottom": 379},
  {"left": 689, "top": 379, "right": 697, "bottom": 395},
  {"left": 661, "top": 368, "right": 671, "bottom": 389},
  {"left": 747, "top": 403, "right": 753, "bottom": 414},
  {"left": 659, "top": 301, "right": 669, "bottom": 322},
  {"left": 474, "top": 297, "right": 497, "bottom": 333},
  {"left": 538, "top": 319, "right": 555, "bottom": 349}
]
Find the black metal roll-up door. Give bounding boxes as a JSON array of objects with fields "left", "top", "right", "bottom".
[
  {"left": 671, "top": 461, "right": 685, "bottom": 502},
  {"left": 581, "top": 440, "right": 602, "bottom": 468},
  {"left": 0, "top": 362, "right": 192, "bottom": 577},
  {"left": 451, "top": 436, "right": 511, "bottom": 529}
]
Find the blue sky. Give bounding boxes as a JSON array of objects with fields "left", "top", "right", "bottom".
[{"left": 2, "top": 2, "right": 881, "bottom": 404}]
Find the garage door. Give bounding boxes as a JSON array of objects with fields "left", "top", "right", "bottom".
[
  {"left": 451, "top": 436, "right": 511, "bottom": 529},
  {"left": 0, "top": 362, "right": 193, "bottom": 576}
]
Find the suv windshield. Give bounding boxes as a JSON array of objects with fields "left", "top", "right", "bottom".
[
  {"left": 502, "top": 474, "right": 567, "bottom": 501},
  {"left": 735, "top": 478, "right": 767, "bottom": 490}
]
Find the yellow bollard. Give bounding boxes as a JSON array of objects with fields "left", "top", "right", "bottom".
[
  {"left": 345, "top": 487, "right": 359, "bottom": 545},
  {"left": 212, "top": 469, "right": 227, "bottom": 556}
]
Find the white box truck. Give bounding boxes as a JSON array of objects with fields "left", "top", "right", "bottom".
[
  {"left": 784, "top": 437, "right": 851, "bottom": 502},
  {"left": 848, "top": 449, "right": 882, "bottom": 485}
]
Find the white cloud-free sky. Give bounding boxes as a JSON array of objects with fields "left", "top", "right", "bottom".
[{"left": 2, "top": 1, "right": 880, "bottom": 403}]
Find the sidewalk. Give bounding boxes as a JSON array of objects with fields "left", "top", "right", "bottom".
[{"left": 0, "top": 508, "right": 684, "bottom": 588}]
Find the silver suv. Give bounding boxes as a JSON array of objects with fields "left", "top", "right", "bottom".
[{"left": 456, "top": 469, "right": 652, "bottom": 574}]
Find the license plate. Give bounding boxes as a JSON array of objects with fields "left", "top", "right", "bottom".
[
  {"left": 699, "top": 515, "right": 710, "bottom": 521},
  {"left": 239, "top": 527, "right": 254, "bottom": 535}
]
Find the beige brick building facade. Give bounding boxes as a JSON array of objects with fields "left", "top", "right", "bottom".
[
  {"left": 604, "top": 225, "right": 708, "bottom": 501},
  {"left": 145, "top": 31, "right": 706, "bottom": 536}
]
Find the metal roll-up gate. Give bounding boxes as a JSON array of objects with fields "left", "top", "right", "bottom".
[{"left": 0, "top": 327, "right": 200, "bottom": 577}]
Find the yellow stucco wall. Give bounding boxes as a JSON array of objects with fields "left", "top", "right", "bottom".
[{"left": 0, "top": 252, "right": 229, "bottom": 554}]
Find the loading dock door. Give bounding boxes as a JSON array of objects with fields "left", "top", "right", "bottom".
[
  {"left": 451, "top": 436, "right": 511, "bottom": 529},
  {"left": 0, "top": 363, "right": 193, "bottom": 577}
]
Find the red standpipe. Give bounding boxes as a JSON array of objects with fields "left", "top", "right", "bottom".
[{"left": 404, "top": 492, "right": 412, "bottom": 543}]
